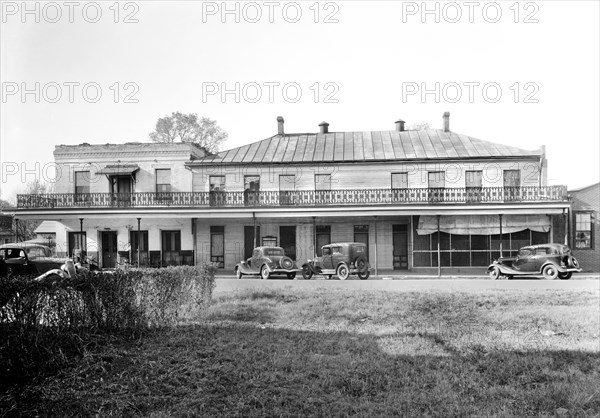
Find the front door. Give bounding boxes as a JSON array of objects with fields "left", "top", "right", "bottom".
[
  {"left": 101, "top": 231, "right": 118, "bottom": 269},
  {"left": 244, "top": 225, "right": 261, "bottom": 260},
  {"left": 393, "top": 224, "right": 408, "bottom": 270},
  {"left": 279, "top": 226, "right": 296, "bottom": 260}
]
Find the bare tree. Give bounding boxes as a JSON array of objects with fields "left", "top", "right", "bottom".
[{"left": 149, "top": 112, "right": 228, "bottom": 153}]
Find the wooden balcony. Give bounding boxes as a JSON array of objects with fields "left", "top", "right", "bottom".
[{"left": 16, "top": 186, "right": 568, "bottom": 210}]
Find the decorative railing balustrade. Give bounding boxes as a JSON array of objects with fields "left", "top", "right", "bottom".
[{"left": 16, "top": 186, "right": 568, "bottom": 209}]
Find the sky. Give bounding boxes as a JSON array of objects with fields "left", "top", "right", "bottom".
[{"left": 1, "top": 0, "right": 599, "bottom": 202}]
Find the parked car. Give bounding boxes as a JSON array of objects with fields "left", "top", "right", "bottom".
[
  {"left": 0, "top": 243, "right": 77, "bottom": 280},
  {"left": 487, "top": 243, "right": 582, "bottom": 280},
  {"left": 235, "top": 246, "right": 301, "bottom": 280},
  {"left": 302, "top": 242, "right": 371, "bottom": 280}
]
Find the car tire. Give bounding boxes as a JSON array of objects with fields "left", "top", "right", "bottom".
[
  {"left": 355, "top": 255, "right": 368, "bottom": 274},
  {"left": 569, "top": 257, "right": 580, "bottom": 269},
  {"left": 358, "top": 269, "right": 370, "bottom": 280},
  {"left": 558, "top": 272, "right": 573, "bottom": 280},
  {"left": 542, "top": 264, "right": 559, "bottom": 280},
  {"left": 336, "top": 263, "right": 350, "bottom": 280},
  {"left": 488, "top": 266, "right": 500, "bottom": 280},
  {"left": 301, "top": 265, "right": 313, "bottom": 280},
  {"left": 287, "top": 273, "right": 296, "bottom": 280},
  {"left": 235, "top": 268, "right": 243, "bottom": 280},
  {"left": 280, "top": 256, "right": 294, "bottom": 270},
  {"left": 260, "top": 264, "right": 270, "bottom": 280}
]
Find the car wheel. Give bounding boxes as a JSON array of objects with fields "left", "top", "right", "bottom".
[
  {"left": 301, "top": 265, "right": 313, "bottom": 280},
  {"left": 235, "top": 268, "right": 243, "bottom": 280},
  {"left": 280, "top": 256, "right": 294, "bottom": 270},
  {"left": 358, "top": 269, "right": 370, "bottom": 280},
  {"left": 558, "top": 272, "right": 573, "bottom": 280},
  {"left": 542, "top": 264, "right": 559, "bottom": 280},
  {"left": 488, "top": 266, "right": 500, "bottom": 280},
  {"left": 336, "top": 263, "right": 350, "bottom": 280},
  {"left": 260, "top": 265, "right": 270, "bottom": 280},
  {"left": 287, "top": 273, "right": 296, "bottom": 280},
  {"left": 355, "top": 255, "right": 368, "bottom": 274}
]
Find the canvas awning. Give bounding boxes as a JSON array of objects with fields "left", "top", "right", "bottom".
[
  {"left": 417, "top": 215, "right": 551, "bottom": 235},
  {"left": 96, "top": 164, "right": 140, "bottom": 176}
]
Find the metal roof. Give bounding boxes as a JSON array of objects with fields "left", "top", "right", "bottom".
[{"left": 190, "top": 129, "right": 541, "bottom": 165}]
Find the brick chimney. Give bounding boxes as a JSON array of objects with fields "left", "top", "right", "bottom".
[
  {"left": 277, "top": 116, "right": 284, "bottom": 135},
  {"left": 319, "top": 121, "right": 329, "bottom": 134},
  {"left": 395, "top": 118, "right": 405, "bottom": 132},
  {"left": 442, "top": 112, "right": 450, "bottom": 132}
]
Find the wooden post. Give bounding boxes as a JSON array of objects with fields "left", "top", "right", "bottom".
[
  {"left": 15, "top": 218, "right": 19, "bottom": 243},
  {"left": 374, "top": 216, "right": 378, "bottom": 277},
  {"left": 499, "top": 214, "right": 503, "bottom": 257},
  {"left": 437, "top": 215, "right": 441, "bottom": 278},
  {"left": 312, "top": 216, "right": 317, "bottom": 258},
  {"left": 137, "top": 217, "right": 141, "bottom": 267},
  {"left": 79, "top": 218, "right": 85, "bottom": 260},
  {"left": 253, "top": 212, "right": 257, "bottom": 248}
]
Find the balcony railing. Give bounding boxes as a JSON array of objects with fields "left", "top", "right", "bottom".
[{"left": 16, "top": 186, "right": 568, "bottom": 209}]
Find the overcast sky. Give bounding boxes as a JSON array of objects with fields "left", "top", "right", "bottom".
[{"left": 1, "top": 0, "right": 599, "bottom": 201}]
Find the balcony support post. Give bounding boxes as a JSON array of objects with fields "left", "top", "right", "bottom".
[
  {"left": 79, "top": 218, "right": 85, "bottom": 260},
  {"left": 253, "top": 212, "right": 257, "bottom": 248},
  {"left": 499, "top": 214, "right": 503, "bottom": 257},
  {"left": 312, "top": 216, "right": 316, "bottom": 258},
  {"left": 137, "top": 217, "right": 141, "bottom": 267},
  {"left": 374, "top": 216, "right": 378, "bottom": 277},
  {"left": 437, "top": 215, "right": 441, "bottom": 278}
]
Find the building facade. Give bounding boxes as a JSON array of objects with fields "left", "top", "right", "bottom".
[
  {"left": 568, "top": 183, "right": 600, "bottom": 272},
  {"left": 14, "top": 114, "right": 571, "bottom": 274}
]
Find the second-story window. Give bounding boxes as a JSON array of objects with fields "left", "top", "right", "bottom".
[
  {"left": 244, "top": 175, "right": 260, "bottom": 206},
  {"left": 279, "top": 175, "right": 296, "bottom": 205},
  {"left": 156, "top": 169, "right": 171, "bottom": 193},
  {"left": 209, "top": 176, "right": 226, "bottom": 206},
  {"left": 75, "top": 171, "right": 90, "bottom": 203},
  {"left": 428, "top": 171, "right": 445, "bottom": 202},
  {"left": 466, "top": 170, "right": 483, "bottom": 201},
  {"left": 391, "top": 173, "right": 408, "bottom": 189},
  {"left": 503, "top": 169, "right": 521, "bottom": 201}
]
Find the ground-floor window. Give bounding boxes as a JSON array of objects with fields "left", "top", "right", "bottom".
[
  {"left": 211, "top": 226, "right": 225, "bottom": 268},
  {"left": 575, "top": 212, "right": 593, "bottom": 249},
  {"left": 316, "top": 225, "right": 331, "bottom": 256},
  {"left": 413, "top": 228, "right": 549, "bottom": 267},
  {"left": 161, "top": 230, "right": 181, "bottom": 266},
  {"left": 129, "top": 230, "right": 149, "bottom": 266},
  {"left": 68, "top": 231, "right": 86, "bottom": 260}
]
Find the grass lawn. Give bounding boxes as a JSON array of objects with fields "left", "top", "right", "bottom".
[{"left": 4, "top": 287, "right": 599, "bottom": 417}]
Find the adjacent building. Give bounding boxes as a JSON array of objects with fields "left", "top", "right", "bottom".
[
  {"left": 569, "top": 183, "right": 600, "bottom": 272},
  {"left": 14, "top": 113, "right": 572, "bottom": 274}
]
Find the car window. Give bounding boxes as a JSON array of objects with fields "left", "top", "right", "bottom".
[
  {"left": 354, "top": 246, "right": 365, "bottom": 253},
  {"left": 535, "top": 248, "right": 549, "bottom": 255},
  {"left": 322, "top": 247, "right": 331, "bottom": 256},
  {"left": 27, "top": 247, "right": 47, "bottom": 259},
  {"left": 332, "top": 246, "right": 342, "bottom": 254},
  {"left": 518, "top": 248, "right": 532, "bottom": 257},
  {"left": 263, "top": 248, "right": 284, "bottom": 257}
]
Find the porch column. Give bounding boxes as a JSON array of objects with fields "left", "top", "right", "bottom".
[
  {"left": 137, "top": 217, "right": 141, "bottom": 267},
  {"left": 312, "top": 216, "right": 316, "bottom": 258},
  {"left": 437, "top": 215, "right": 441, "bottom": 278},
  {"left": 79, "top": 218, "right": 85, "bottom": 260},
  {"left": 253, "top": 212, "right": 257, "bottom": 248},
  {"left": 565, "top": 209, "right": 570, "bottom": 247},
  {"left": 499, "top": 214, "right": 503, "bottom": 257},
  {"left": 548, "top": 214, "right": 553, "bottom": 243},
  {"left": 14, "top": 218, "right": 19, "bottom": 242},
  {"left": 374, "top": 216, "right": 378, "bottom": 277}
]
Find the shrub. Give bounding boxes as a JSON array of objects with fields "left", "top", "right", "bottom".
[{"left": 0, "top": 263, "right": 217, "bottom": 390}]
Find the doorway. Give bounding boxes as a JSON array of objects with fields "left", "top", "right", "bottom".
[
  {"left": 279, "top": 226, "right": 296, "bottom": 260},
  {"left": 393, "top": 224, "right": 408, "bottom": 270},
  {"left": 100, "top": 231, "right": 118, "bottom": 269},
  {"left": 354, "top": 225, "right": 369, "bottom": 260},
  {"left": 244, "top": 225, "right": 261, "bottom": 259}
]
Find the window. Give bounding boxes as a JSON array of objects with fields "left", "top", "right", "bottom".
[
  {"left": 75, "top": 171, "right": 90, "bottom": 203},
  {"left": 391, "top": 173, "right": 408, "bottom": 189},
  {"left": 503, "top": 170, "right": 521, "bottom": 201},
  {"left": 279, "top": 175, "right": 296, "bottom": 205},
  {"left": 428, "top": 171, "right": 445, "bottom": 202},
  {"left": 575, "top": 212, "right": 592, "bottom": 249},
  {"left": 161, "top": 230, "right": 181, "bottom": 266},
  {"left": 244, "top": 175, "right": 260, "bottom": 206},
  {"left": 156, "top": 169, "right": 172, "bottom": 201},
  {"left": 466, "top": 170, "right": 483, "bottom": 202},
  {"left": 129, "top": 230, "right": 149, "bottom": 266},
  {"left": 209, "top": 176, "right": 226, "bottom": 206},
  {"left": 68, "top": 232, "right": 86, "bottom": 259},
  {"left": 316, "top": 225, "right": 331, "bottom": 256},
  {"left": 210, "top": 226, "right": 225, "bottom": 268}
]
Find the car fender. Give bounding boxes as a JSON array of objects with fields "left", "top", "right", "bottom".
[
  {"left": 541, "top": 261, "right": 564, "bottom": 273},
  {"left": 34, "top": 268, "right": 68, "bottom": 282},
  {"left": 236, "top": 262, "right": 257, "bottom": 275}
]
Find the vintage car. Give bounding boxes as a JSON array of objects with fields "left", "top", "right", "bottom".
[
  {"left": 0, "top": 243, "right": 77, "bottom": 280},
  {"left": 302, "top": 242, "right": 371, "bottom": 280},
  {"left": 487, "top": 243, "right": 582, "bottom": 280},
  {"left": 235, "top": 246, "right": 301, "bottom": 280}
]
